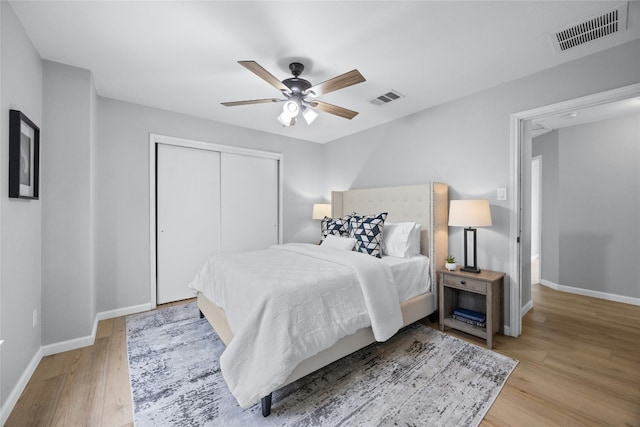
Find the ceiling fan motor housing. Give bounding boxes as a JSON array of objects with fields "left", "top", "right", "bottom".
[
  {"left": 283, "top": 63, "right": 311, "bottom": 95},
  {"left": 282, "top": 77, "right": 311, "bottom": 95}
]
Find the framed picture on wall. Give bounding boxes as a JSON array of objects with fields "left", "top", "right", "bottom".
[{"left": 9, "top": 109, "right": 40, "bottom": 199}]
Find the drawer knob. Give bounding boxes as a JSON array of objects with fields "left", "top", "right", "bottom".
[{"left": 460, "top": 280, "right": 466, "bottom": 284}]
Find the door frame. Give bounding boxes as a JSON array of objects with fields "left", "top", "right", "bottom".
[
  {"left": 149, "top": 133, "right": 284, "bottom": 308},
  {"left": 508, "top": 83, "right": 640, "bottom": 337},
  {"left": 531, "top": 155, "right": 542, "bottom": 289}
]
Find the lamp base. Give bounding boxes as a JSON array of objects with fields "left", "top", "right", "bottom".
[{"left": 462, "top": 227, "right": 481, "bottom": 274}]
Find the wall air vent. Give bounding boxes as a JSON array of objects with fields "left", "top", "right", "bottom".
[
  {"left": 550, "top": 3, "right": 628, "bottom": 53},
  {"left": 370, "top": 90, "right": 404, "bottom": 106}
]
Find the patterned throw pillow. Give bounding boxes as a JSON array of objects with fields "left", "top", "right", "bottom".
[
  {"left": 321, "top": 215, "right": 353, "bottom": 241},
  {"left": 349, "top": 212, "right": 388, "bottom": 258}
]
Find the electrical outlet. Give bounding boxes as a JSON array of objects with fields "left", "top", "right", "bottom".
[
  {"left": 33, "top": 309, "right": 38, "bottom": 328},
  {"left": 497, "top": 188, "right": 507, "bottom": 201}
]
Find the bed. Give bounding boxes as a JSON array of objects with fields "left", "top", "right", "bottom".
[{"left": 190, "top": 182, "right": 449, "bottom": 416}]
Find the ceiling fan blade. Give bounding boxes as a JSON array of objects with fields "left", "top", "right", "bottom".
[
  {"left": 238, "top": 61, "right": 291, "bottom": 94},
  {"left": 221, "top": 98, "right": 284, "bottom": 107},
  {"left": 306, "top": 69, "right": 365, "bottom": 97},
  {"left": 308, "top": 101, "right": 359, "bottom": 120}
]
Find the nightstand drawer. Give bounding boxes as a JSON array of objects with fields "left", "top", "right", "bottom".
[{"left": 442, "top": 274, "right": 487, "bottom": 293}]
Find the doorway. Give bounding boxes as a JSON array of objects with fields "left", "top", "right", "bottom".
[{"left": 508, "top": 83, "right": 640, "bottom": 337}]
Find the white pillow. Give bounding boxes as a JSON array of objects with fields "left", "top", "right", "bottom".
[
  {"left": 407, "top": 223, "right": 421, "bottom": 256},
  {"left": 321, "top": 234, "right": 357, "bottom": 251},
  {"left": 382, "top": 222, "right": 421, "bottom": 258}
]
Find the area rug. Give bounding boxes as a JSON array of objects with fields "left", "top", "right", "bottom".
[{"left": 126, "top": 302, "right": 517, "bottom": 426}]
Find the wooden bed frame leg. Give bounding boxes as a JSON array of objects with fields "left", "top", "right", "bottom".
[
  {"left": 199, "top": 310, "right": 204, "bottom": 319},
  {"left": 428, "top": 311, "right": 438, "bottom": 324},
  {"left": 261, "top": 394, "right": 272, "bottom": 417}
]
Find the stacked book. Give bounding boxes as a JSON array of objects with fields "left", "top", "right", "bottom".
[{"left": 452, "top": 307, "right": 486, "bottom": 328}]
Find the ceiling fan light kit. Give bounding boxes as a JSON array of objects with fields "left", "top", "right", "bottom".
[{"left": 222, "top": 60, "right": 365, "bottom": 127}]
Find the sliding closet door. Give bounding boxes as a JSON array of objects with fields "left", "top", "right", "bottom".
[
  {"left": 220, "top": 152, "right": 279, "bottom": 253},
  {"left": 157, "top": 144, "right": 221, "bottom": 304}
]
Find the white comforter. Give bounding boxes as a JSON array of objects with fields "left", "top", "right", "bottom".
[{"left": 188, "top": 243, "right": 403, "bottom": 408}]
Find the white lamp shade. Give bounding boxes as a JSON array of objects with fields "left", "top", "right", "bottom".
[
  {"left": 283, "top": 100, "right": 300, "bottom": 117},
  {"left": 448, "top": 200, "right": 492, "bottom": 227},
  {"left": 277, "top": 111, "right": 295, "bottom": 126},
  {"left": 312, "top": 203, "right": 331, "bottom": 220},
  {"left": 278, "top": 100, "right": 301, "bottom": 126},
  {"left": 302, "top": 107, "right": 319, "bottom": 125}
]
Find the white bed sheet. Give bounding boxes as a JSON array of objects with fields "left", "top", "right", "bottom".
[
  {"left": 188, "top": 243, "right": 404, "bottom": 408},
  {"left": 382, "top": 254, "right": 431, "bottom": 302}
]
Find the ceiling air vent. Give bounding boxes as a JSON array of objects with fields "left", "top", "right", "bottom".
[
  {"left": 370, "top": 90, "right": 404, "bottom": 106},
  {"left": 550, "top": 3, "right": 628, "bottom": 53}
]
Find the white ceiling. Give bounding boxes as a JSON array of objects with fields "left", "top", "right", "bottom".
[{"left": 9, "top": 1, "right": 640, "bottom": 143}]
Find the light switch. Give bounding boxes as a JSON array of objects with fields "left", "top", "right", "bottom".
[{"left": 497, "top": 188, "right": 507, "bottom": 201}]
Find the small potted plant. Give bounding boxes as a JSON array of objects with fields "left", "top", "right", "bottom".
[{"left": 445, "top": 255, "right": 457, "bottom": 271}]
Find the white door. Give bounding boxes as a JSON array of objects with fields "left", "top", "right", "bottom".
[
  {"left": 157, "top": 144, "right": 221, "bottom": 304},
  {"left": 220, "top": 152, "right": 279, "bottom": 253}
]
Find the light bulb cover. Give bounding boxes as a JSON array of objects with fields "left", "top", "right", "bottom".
[
  {"left": 302, "top": 106, "right": 319, "bottom": 125},
  {"left": 282, "top": 100, "right": 300, "bottom": 117},
  {"left": 277, "top": 112, "right": 295, "bottom": 126}
]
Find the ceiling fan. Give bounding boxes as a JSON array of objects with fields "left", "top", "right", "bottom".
[{"left": 221, "top": 61, "right": 366, "bottom": 126}]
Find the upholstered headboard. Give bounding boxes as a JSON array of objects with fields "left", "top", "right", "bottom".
[{"left": 331, "top": 182, "right": 449, "bottom": 282}]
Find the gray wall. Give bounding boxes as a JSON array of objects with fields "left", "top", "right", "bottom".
[
  {"left": 532, "top": 131, "right": 560, "bottom": 284},
  {"left": 1, "top": 6, "right": 325, "bottom": 411},
  {"left": 35, "top": 67, "right": 326, "bottom": 340},
  {"left": 1, "top": 1, "right": 639, "bottom": 415},
  {"left": 324, "top": 39, "right": 640, "bottom": 330},
  {"left": 94, "top": 97, "right": 325, "bottom": 313},
  {"left": 0, "top": 0, "right": 43, "bottom": 411},
  {"left": 534, "top": 113, "right": 639, "bottom": 298},
  {"left": 41, "top": 61, "right": 96, "bottom": 345}
]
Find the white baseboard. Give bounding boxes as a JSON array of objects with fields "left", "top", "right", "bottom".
[
  {"left": 96, "top": 302, "right": 152, "bottom": 322},
  {"left": 42, "top": 334, "right": 96, "bottom": 357},
  {"left": 4, "top": 302, "right": 153, "bottom": 422},
  {"left": 539, "top": 280, "right": 640, "bottom": 306},
  {"left": 41, "top": 302, "right": 151, "bottom": 356},
  {"left": 1, "top": 346, "right": 43, "bottom": 426},
  {"left": 539, "top": 279, "right": 559, "bottom": 290},
  {"left": 521, "top": 300, "right": 534, "bottom": 317}
]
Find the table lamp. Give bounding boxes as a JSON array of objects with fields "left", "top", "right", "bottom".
[
  {"left": 448, "top": 199, "right": 492, "bottom": 273},
  {"left": 312, "top": 203, "right": 331, "bottom": 220}
]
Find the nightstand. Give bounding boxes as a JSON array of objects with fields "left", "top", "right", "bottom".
[{"left": 439, "top": 267, "right": 505, "bottom": 349}]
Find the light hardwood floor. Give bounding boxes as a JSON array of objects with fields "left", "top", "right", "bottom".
[{"left": 6, "top": 285, "right": 640, "bottom": 426}]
